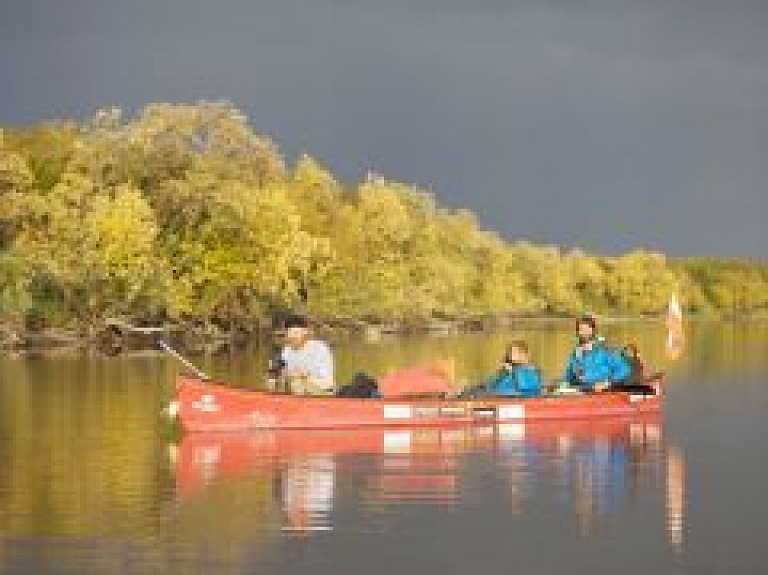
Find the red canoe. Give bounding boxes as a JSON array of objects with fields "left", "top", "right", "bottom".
[{"left": 174, "top": 374, "right": 663, "bottom": 432}]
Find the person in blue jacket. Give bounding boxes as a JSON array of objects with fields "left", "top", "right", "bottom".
[
  {"left": 561, "top": 314, "right": 631, "bottom": 392},
  {"left": 461, "top": 340, "right": 542, "bottom": 398}
]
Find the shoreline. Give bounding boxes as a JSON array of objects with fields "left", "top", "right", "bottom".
[{"left": 2, "top": 313, "right": 765, "bottom": 358}]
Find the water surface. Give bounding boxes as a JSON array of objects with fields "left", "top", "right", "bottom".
[{"left": 1, "top": 321, "right": 767, "bottom": 574}]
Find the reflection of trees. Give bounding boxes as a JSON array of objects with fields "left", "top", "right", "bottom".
[
  {"left": 0, "top": 356, "right": 277, "bottom": 574},
  {"left": 648, "top": 320, "right": 768, "bottom": 382},
  {"left": 168, "top": 475, "right": 278, "bottom": 570},
  {"left": 0, "top": 357, "right": 174, "bottom": 536}
]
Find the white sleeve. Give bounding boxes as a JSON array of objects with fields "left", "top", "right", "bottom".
[{"left": 308, "top": 341, "right": 334, "bottom": 385}]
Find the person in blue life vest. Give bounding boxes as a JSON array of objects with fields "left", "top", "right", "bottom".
[
  {"left": 561, "top": 314, "right": 631, "bottom": 392},
  {"left": 461, "top": 340, "right": 542, "bottom": 398}
]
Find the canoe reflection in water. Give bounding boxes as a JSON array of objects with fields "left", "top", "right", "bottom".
[
  {"left": 172, "top": 415, "right": 684, "bottom": 542},
  {"left": 278, "top": 454, "right": 335, "bottom": 533}
]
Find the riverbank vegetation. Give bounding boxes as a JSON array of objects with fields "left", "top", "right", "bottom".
[{"left": 2, "top": 102, "right": 767, "bottom": 349}]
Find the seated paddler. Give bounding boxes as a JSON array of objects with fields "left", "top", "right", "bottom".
[
  {"left": 560, "top": 314, "right": 631, "bottom": 393},
  {"left": 271, "top": 314, "right": 335, "bottom": 395},
  {"left": 460, "top": 340, "right": 542, "bottom": 398}
]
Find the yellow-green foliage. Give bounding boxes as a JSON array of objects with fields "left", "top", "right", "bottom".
[{"left": 1, "top": 103, "right": 766, "bottom": 332}]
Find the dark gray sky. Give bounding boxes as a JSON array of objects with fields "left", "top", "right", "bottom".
[{"left": 2, "top": 0, "right": 767, "bottom": 257}]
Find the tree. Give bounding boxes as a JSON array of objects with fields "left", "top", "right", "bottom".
[
  {"left": 13, "top": 176, "right": 161, "bottom": 329},
  {"left": 3, "top": 104, "right": 768, "bottom": 335},
  {"left": 0, "top": 131, "right": 37, "bottom": 248},
  {"left": 604, "top": 250, "right": 678, "bottom": 313}
]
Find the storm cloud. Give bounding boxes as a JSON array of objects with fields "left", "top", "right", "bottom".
[{"left": 2, "top": 0, "right": 767, "bottom": 256}]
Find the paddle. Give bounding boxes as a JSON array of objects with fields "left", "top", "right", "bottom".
[
  {"left": 99, "top": 319, "right": 215, "bottom": 381},
  {"left": 158, "top": 340, "right": 213, "bottom": 382},
  {"left": 157, "top": 340, "right": 217, "bottom": 422}
]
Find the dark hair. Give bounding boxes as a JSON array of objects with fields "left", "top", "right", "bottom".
[
  {"left": 575, "top": 314, "right": 598, "bottom": 331},
  {"left": 284, "top": 314, "right": 309, "bottom": 329}
]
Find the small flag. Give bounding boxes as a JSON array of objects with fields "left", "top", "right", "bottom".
[{"left": 665, "top": 294, "right": 685, "bottom": 360}]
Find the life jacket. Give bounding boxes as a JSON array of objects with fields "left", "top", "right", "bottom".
[
  {"left": 487, "top": 364, "right": 542, "bottom": 397},
  {"left": 564, "top": 340, "right": 632, "bottom": 387}
]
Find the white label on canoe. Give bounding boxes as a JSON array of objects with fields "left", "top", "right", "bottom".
[
  {"left": 383, "top": 431, "right": 412, "bottom": 453},
  {"left": 498, "top": 404, "right": 525, "bottom": 420},
  {"left": 498, "top": 423, "right": 526, "bottom": 441},
  {"left": 440, "top": 405, "right": 466, "bottom": 417},
  {"left": 192, "top": 394, "right": 220, "bottom": 412},
  {"left": 383, "top": 405, "right": 412, "bottom": 419},
  {"left": 629, "top": 394, "right": 645, "bottom": 403}
]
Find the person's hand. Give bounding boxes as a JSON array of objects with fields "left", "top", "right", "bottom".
[{"left": 593, "top": 381, "right": 610, "bottom": 392}]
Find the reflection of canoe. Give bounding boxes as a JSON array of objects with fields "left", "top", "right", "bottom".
[
  {"left": 175, "top": 374, "right": 663, "bottom": 432},
  {"left": 173, "top": 415, "right": 664, "bottom": 499}
]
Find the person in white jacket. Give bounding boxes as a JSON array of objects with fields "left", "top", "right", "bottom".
[{"left": 278, "top": 314, "right": 335, "bottom": 395}]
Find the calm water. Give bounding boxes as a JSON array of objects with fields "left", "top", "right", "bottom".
[{"left": 1, "top": 321, "right": 767, "bottom": 574}]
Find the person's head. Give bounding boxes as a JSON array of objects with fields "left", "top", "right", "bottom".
[
  {"left": 575, "top": 314, "right": 598, "bottom": 345},
  {"left": 503, "top": 340, "right": 530, "bottom": 365},
  {"left": 283, "top": 314, "right": 311, "bottom": 349}
]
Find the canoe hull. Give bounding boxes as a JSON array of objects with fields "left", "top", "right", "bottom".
[{"left": 175, "top": 375, "right": 663, "bottom": 432}]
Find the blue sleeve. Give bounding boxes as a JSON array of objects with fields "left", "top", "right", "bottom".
[
  {"left": 516, "top": 366, "right": 542, "bottom": 396},
  {"left": 610, "top": 349, "right": 632, "bottom": 383},
  {"left": 487, "top": 370, "right": 514, "bottom": 395}
]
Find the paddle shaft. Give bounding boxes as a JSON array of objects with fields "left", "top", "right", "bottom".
[{"left": 158, "top": 340, "right": 212, "bottom": 381}]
